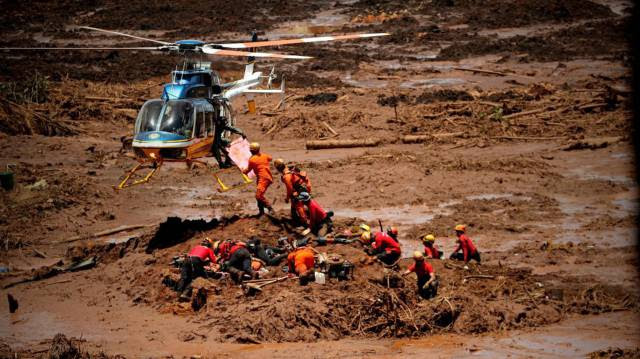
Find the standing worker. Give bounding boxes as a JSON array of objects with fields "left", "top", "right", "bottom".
[
  {"left": 274, "top": 158, "right": 311, "bottom": 226},
  {"left": 177, "top": 238, "right": 217, "bottom": 300},
  {"left": 402, "top": 251, "right": 438, "bottom": 299},
  {"left": 211, "top": 105, "right": 246, "bottom": 169},
  {"left": 297, "top": 192, "right": 333, "bottom": 236},
  {"left": 287, "top": 246, "right": 316, "bottom": 285},
  {"left": 449, "top": 224, "right": 481, "bottom": 264},
  {"left": 242, "top": 142, "right": 274, "bottom": 215},
  {"left": 361, "top": 231, "right": 401, "bottom": 265},
  {"left": 422, "top": 234, "right": 443, "bottom": 259}
]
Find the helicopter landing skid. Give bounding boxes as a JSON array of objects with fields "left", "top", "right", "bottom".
[
  {"left": 116, "top": 161, "right": 162, "bottom": 190},
  {"left": 213, "top": 167, "right": 253, "bottom": 192}
]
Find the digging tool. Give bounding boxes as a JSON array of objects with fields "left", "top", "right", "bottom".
[{"left": 242, "top": 275, "right": 290, "bottom": 295}]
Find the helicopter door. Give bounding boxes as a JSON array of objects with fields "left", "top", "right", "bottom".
[{"left": 195, "top": 105, "right": 206, "bottom": 139}]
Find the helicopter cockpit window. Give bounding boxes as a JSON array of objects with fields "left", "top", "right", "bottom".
[
  {"left": 158, "top": 100, "right": 195, "bottom": 138},
  {"left": 135, "top": 100, "right": 163, "bottom": 134}
]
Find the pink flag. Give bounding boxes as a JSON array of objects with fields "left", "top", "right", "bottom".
[{"left": 227, "top": 138, "right": 255, "bottom": 178}]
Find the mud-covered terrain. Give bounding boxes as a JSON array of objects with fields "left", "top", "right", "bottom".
[{"left": 0, "top": 0, "right": 638, "bottom": 357}]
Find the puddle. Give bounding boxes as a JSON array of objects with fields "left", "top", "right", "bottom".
[
  {"left": 267, "top": 9, "right": 350, "bottom": 38},
  {"left": 342, "top": 73, "right": 389, "bottom": 88},
  {"left": 610, "top": 152, "right": 630, "bottom": 159},
  {"left": 568, "top": 166, "right": 635, "bottom": 186},
  {"left": 399, "top": 78, "right": 466, "bottom": 88}
]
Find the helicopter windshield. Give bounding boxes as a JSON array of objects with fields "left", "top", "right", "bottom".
[
  {"left": 158, "top": 100, "right": 195, "bottom": 138},
  {"left": 136, "top": 100, "right": 163, "bottom": 133}
]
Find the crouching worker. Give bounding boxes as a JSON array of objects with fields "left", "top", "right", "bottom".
[
  {"left": 218, "top": 241, "right": 257, "bottom": 283},
  {"left": 449, "top": 224, "right": 481, "bottom": 264},
  {"left": 287, "top": 247, "right": 316, "bottom": 285},
  {"left": 422, "top": 234, "right": 443, "bottom": 259},
  {"left": 246, "top": 237, "right": 288, "bottom": 266},
  {"left": 177, "top": 238, "right": 217, "bottom": 300},
  {"left": 403, "top": 251, "right": 438, "bottom": 299},
  {"left": 361, "top": 231, "right": 401, "bottom": 266},
  {"left": 298, "top": 192, "right": 333, "bottom": 237}
]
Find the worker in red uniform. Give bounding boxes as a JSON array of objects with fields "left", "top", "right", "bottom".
[
  {"left": 274, "top": 158, "right": 311, "bottom": 226},
  {"left": 449, "top": 224, "right": 481, "bottom": 264},
  {"left": 242, "top": 142, "right": 274, "bottom": 216},
  {"left": 297, "top": 192, "right": 333, "bottom": 236},
  {"left": 387, "top": 226, "right": 399, "bottom": 242},
  {"left": 403, "top": 251, "right": 438, "bottom": 299},
  {"left": 177, "top": 238, "right": 217, "bottom": 300},
  {"left": 361, "top": 231, "right": 401, "bottom": 265},
  {"left": 216, "top": 240, "right": 256, "bottom": 283},
  {"left": 422, "top": 234, "right": 443, "bottom": 259},
  {"left": 287, "top": 246, "right": 316, "bottom": 285}
]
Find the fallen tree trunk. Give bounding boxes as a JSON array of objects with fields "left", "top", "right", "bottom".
[
  {"left": 306, "top": 138, "right": 380, "bottom": 150},
  {"left": 402, "top": 132, "right": 465, "bottom": 143}
]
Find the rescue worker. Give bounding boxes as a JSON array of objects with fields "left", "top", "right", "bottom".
[
  {"left": 217, "top": 240, "right": 256, "bottom": 283},
  {"left": 297, "top": 192, "right": 333, "bottom": 236},
  {"left": 402, "top": 251, "right": 438, "bottom": 299},
  {"left": 449, "top": 224, "right": 481, "bottom": 264},
  {"left": 387, "top": 226, "right": 399, "bottom": 242},
  {"left": 210, "top": 103, "right": 246, "bottom": 168},
  {"left": 177, "top": 238, "right": 217, "bottom": 300},
  {"left": 287, "top": 246, "right": 316, "bottom": 285},
  {"left": 246, "top": 237, "right": 288, "bottom": 266},
  {"left": 242, "top": 142, "right": 274, "bottom": 215},
  {"left": 422, "top": 234, "right": 443, "bottom": 259},
  {"left": 361, "top": 231, "right": 401, "bottom": 266},
  {"left": 274, "top": 158, "right": 311, "bottom": 227}
]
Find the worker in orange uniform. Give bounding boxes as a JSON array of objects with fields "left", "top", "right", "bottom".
[
  {"left": 242, "top": 142, "right": 274, "bottom": 216},
  {"left": 274, "top": 158, "right": 311, "bottom": 226},
  {"left": 287, "top": 246, "right": 316, "bottom": 285},
  {"left": 449, "top": 224, "right": 481, "bottom": 264},
  {"left": 361, "top": 231, "right": 401, "bottom": 265},
  {"left": 403, "top": 251, "right": 438, "bottom": 299},
  {"left": 422, "top": 234, "right": 443, "bottom": 259}
]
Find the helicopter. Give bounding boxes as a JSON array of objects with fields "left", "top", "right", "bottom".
[{"left": 1, "top": 27, "right": 389, "bottom": 190}]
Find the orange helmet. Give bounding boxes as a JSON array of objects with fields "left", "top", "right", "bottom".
[
  {"left": 454, "top": 224, "right": 466, "bottom": 232},
  {"left": 388, "top": 226, "right": 398, "bottom": 237}
]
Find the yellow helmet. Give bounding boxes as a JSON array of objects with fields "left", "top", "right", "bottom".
[
  {"left": 423, "top": 234, "right": 435, "bottom": 243},
  {"left": 202, "top": 237, "right": 214, "bottom": 247},
  {"left": 360, "top": 231, "right": 371, "bottom": 244},
  {"left": 212, "top": 240, "right": 221, "bottom": 251},
  {"left": 274, "top": 158, "right": 285, "bottom": 171},
  {"left": 413, "top": 251, "right": 424, "bottom": 261},
  {"left": 359, "top": 223, "right": 371, "bottom": 233},
  {"left": 249, "top": 142, "right": 260, "bottom": 153},
  {"left": 454, "top": 224, "right": 466, "bottom": 232}
]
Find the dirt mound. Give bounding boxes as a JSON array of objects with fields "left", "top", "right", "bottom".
[
  {"left": 111, "top": 216, "right": 639, "bottom": 343},
  {"left": 352, "top": 0, "right": 613, "bottom": 29},
  {"left": 589, "top": 348, "right": 640, "bottom": 359},
  {"left": 302, "top": 93, "right": 338, "bottom": 105},
  {"left": 439, "top": 18, "right": 630, "bottom": 62}
]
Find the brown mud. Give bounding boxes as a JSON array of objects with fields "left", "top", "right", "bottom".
[{"left": 0, "top": 0, "right": 638, "bottom": 356}]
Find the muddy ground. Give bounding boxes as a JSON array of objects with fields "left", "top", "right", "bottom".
[{"left": 0, "top": 0, "right": 638, "bottom": 357}]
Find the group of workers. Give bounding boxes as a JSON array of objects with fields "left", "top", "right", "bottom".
[
  {"left": 240, "top": 142, "right": 333, "bottom": 235},
  {"left": 355, "top": 223, "right": 481, "bottom": 299},
  {"left": 173, "top": 142, "right": 482, "bottom": 301}
]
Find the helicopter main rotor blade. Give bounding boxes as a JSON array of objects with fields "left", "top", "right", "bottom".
[
  {"left": 80, "top": 26, "right": 172, "bottom": 45},
  {"left": 0, "top": 47, "right": 163, "bottom": 51},
  {"left": 202, "top": 47, "right": 312, "bottom": 59},
  {"left": 212, "top": 32, "right": 390, "bottom": 49}
]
